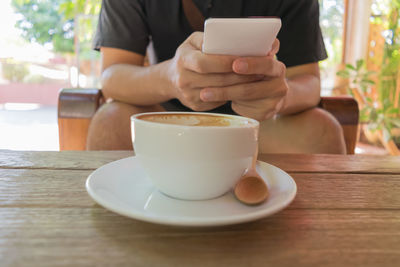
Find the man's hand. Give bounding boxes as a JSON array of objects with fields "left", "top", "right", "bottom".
[
  {"left": 199, "top": 39, "right": 289, "bottom": 121},
  {"left": 167, "top": 32, "right": 264, "bottom": 111}
]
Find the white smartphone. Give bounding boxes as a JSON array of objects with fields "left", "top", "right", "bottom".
[{"left": 202, "top": 17, "right": 282, "bottom": 57}]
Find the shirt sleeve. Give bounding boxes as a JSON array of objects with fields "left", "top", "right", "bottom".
[
  {"left": 93, "top": 0, "right": 149, "bottom": 55},
  {"left": 276, "top": 0, "right": 327, "bottom": 68}
]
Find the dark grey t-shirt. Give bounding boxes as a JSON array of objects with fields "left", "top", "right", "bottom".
[{"left": 94, "top": 0, "right": 327, "bottom": 113}]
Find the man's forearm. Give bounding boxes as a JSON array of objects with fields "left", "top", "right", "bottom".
[
  {"left": 279, "top": 74, "right": 321, "bottom": 115},
  {"left": 101, "top": 61, "right": 174, "bottom": 106}
]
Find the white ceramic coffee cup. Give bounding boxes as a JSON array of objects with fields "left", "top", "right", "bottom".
[{"left": 131, "top": 112, "right": 259, "bottom": 200}]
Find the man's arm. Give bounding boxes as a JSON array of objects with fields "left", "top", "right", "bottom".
[
  {"left": 99, "top": 33, "right": 263, "bottom": 111},
  {"left": 280, "top": 62, "right": 321, "bottom": 115},
  {"left": 100, "top": 47, "right": 174, "bottom": 106}
]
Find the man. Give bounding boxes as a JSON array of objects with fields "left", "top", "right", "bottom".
[{"left": 88, "top": 0, "right": 346, "bottom": 154}]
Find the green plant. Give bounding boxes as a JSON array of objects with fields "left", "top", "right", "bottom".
[
  {"left": 1, "top": 61, "right": 30, "bottom": 82},
  {"left": 12, "top": 0, "right": 74, "bottom": 53},
  {"left": 12, "top": 0, "right": 101, "bottom": 54},
  {"left": 338, "top": 59, "right": 400, "bottom": 154},
  {"left": 374, "top": 0, "right": 400, "bottom": 109},
  {"left": 337, "top": 1, "right": 400, "bottom": 155}
]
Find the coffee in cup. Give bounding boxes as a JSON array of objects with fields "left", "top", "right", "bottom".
[
  {"left": 131, "top": 112, "right": 259, "bottom": 200},
  {"left": 138, "top": 113, "right": 250, "bottom": 126}
]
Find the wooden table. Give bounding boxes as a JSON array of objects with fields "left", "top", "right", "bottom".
[{"left": 1, "top": 151, "right": 400, "bottom": 267}]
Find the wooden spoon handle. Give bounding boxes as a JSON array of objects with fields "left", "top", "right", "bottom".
[
  {"left": 242, "top": 145, "right": 259, "bottom": 178},
  {"left": 252, "top": 145, "right": 259, "bottom": 169}
]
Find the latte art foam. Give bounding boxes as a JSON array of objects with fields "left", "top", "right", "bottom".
[{"left": 139, "top": 114, "right": 253, "bottom": 127}]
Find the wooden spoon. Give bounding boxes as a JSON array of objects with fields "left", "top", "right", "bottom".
[{"left": 234, "top": 147, "right": 269, "bottom": 205}]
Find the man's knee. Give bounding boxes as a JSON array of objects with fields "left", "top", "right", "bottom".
[
  {"left": 86, "top": 102, "right": 135, "bottom": 150},
  {"left": 302, "top": 108, "right": 346, "bottom": 154},
  {"left": 92, "top": 101, "right": 141, "bottom": 123},
  {"left": 86, "top": 101, "right": 163, "bottom": 150}
]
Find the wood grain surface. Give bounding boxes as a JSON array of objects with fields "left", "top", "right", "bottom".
[
  {"left": 1, "top": 150, "right": 399, "bottom": 173},
  {"left": 0, "top": 151, "right": 399, "bottom": 267},
  {"left": 259, "top": 153, "right": 400, "bottom": 174},
  {"left": 0, "top": 150, "right": 133, "bottom": 170}
]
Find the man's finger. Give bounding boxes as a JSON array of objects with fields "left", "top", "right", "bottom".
[
  {"left": 268, "top": 39, "right": 280, "bottom": 56},
  {"left": 200, "top": 79, "right": 287, "bottom": 102},
  {"left": 232, "top": 57, "right": 286, "bottom": 77},
  {"left": 179, "top": 71, "right": 263, "bottom": 89},
  {"left": 231, "top": 100, "right": 277, "bottom": 121},
  {"left": 182, "top": 51, "right": 238, "bottom": 73},
  {"left": 186, "top": 31, "right": 204, "bottom": 50},
  {"left": 179, "top": 32, "right": 239, "bottom": 73}
]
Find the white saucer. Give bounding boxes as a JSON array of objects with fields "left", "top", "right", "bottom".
[{"left": 86, "top": 156, "right": 297, "bottom": 227}]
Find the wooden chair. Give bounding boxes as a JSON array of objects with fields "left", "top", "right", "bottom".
[{"left": 58, "top": 88, "right": 359, "bottom": 153}]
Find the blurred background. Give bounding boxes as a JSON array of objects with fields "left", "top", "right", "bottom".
[
  {"left": 0, "top": 0, "right": 99, "bottom": 150},
  {"left": 0, "top": 0, "right": 399, "bottom": 154}
]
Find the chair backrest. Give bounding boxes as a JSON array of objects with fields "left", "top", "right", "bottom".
[
  {"left": 58, "top": 88, "right": 104, "bottom": 150},
  {"left": 319, "top": 96, "right": 359, "bottom": 154}
]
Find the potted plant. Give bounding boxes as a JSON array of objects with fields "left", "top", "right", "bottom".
[
  {"left": 336, "top": 1, "right": 400, "bottom": 155},
  {"left": 337, "top": 59, "right": 400, "bottom": 155}
]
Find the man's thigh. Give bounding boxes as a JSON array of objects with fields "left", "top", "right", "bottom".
[
  {"left": 258, "top": 108, "right": 346, "bottom": 154},
  {"left": 87, "top": 101, "right": 165, "bottom": 150}
]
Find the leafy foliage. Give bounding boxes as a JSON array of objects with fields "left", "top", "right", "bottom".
[
  {"left": 2, "top": 59, "right": 30, "bottom": 82},
  {"left": 11, "top": 0, "right": 100, "bottom": 54},
  {"left": 338, "top": 60, "right": 400, "bottom": 143},
  {"left": 337, "top": 1, "right": 400, "bottom": 149},
  {"left": 12, "top": 0, "right": 73, "bottom": 53},
  {"left": 377, "top": 1, "right": 400, "bottom": 106}
]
